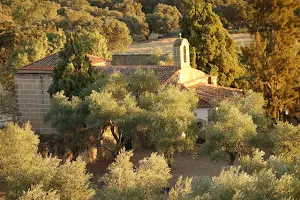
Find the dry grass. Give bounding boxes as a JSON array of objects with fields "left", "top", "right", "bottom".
[{"left": 123, "top": 33, "right": 253, "bottom": 55}]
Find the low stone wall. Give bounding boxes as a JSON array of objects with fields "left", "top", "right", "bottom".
[
  {"left": 112, "top": 54, "right": 153, "bottom": 65},
  {"left": 15, "top": 72, "right": 55, "bottom": 134}
]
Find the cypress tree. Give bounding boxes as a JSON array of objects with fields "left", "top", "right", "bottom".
[
  {"left": 241, "top": 0, "right": 300, "bottom": 120},
  {"left": 190, "top": 47, "right": 197, "bottom": 69},
  {"left": 48, "top": 32, "right": 97, "bottom": 99},
  {"left": 180, "top": 0, "right": 243, "bottom": 87},
  {"left": 241, "top": 30, "right": 300, "bottom": 120}
]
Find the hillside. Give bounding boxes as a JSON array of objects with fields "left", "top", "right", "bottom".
[{"left": 123, "top": 33, "right": 253, "bottom": 54}]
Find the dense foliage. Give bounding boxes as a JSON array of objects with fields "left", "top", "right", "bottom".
[
  {"left": 200, "top": 91, "right": 266, "bottom": 164},
  {"left": 146, "top": 3, "right": 181, "bottom": 36},
  {"left": 213, "top": 1, "right": 253, "bottom": 30},
  {"left": 240, "top": 0, "right": 300, "bottom": 120},
  {"left": 46, "top": 71, "right": 199, "bottom": 162},
  {"left": 48, "top": 32, "right": 98, "bottom": 99}
]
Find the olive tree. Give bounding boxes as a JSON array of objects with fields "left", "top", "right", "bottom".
[
  {"left": 146, "top": 3, "right": 181, "bottom": 36},
  {"left": 201, "top": 100, "right": 257, "bottom": 165},
  {"left": 99, "top": 149, "right": 171, "bottom": 200},
  {"left": 0, "top": 123, "right": 95, "bottom": 200},
  {"left": 46, "top": 71, "right": 199, "bottom": 162}
]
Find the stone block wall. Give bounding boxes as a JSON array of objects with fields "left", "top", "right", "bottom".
[
  {"left": 15, "top": 73, "right": 55, "bottom": 134},
  {"left": 112, "top": 54, "right": 158, "bottom": 65}
]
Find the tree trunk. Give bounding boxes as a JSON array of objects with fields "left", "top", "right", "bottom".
[{"left": 228, "top": 152, "right": 237, "bottom": 165}]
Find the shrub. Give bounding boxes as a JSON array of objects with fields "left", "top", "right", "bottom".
[
  {"left": 99, "top": 149, "right": 171, "bottom": 200},
  {"left": 18, "top": 184, "right": 60, "bottom": 200},
  {"left": 169, "top": 176, "right": 193, "bottom": 200},
  {"left": 0, "top": 123, "right": 95, "bottom": 200}
]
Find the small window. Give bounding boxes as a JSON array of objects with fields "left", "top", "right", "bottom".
[
  {"left": 208, "top": 76, "right": 212, "bottom": 84},
  {"left": 183, "top": 46, "right": 187, "bottom": 63}
]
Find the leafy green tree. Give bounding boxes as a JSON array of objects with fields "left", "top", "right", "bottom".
[
  {"left": 0, "top": 123, "right": 39, "bottom": 178},
  {"left": 128, "top": 70, "right": 160, "bottom": 96},
  {"left": 202, "top": 90, "right": 275, "bottom": 164},
  {"left": 101, "top": 17, "right": 132, "bottom": 52},
  {"left": 272, "top": 122, "right": 300, "bottom": 156},
  {"left": 120, "top": 15, "right": 149, "bottom": 39},
  {"left": 180, "top": 1, "right": 243, "bottom": 87},
  {"left": 139, "top": 86, "right": 198, "bottom": 162},
  {"left": 8, "top": 24, "right": 66, "bottom": 69},
  {"left": 0, "top": 123, "right": 95, "bottom": 200},
  {"left": 82, "top": 30, "right": 112, "bottom": 59},
  {"left": 169, "top": 176, "right": 193, "bottom": 200},
  {"left": 19, "top": 184, "right": 60, "bottom": 200},
  {"left": 247, "top": 0, "right": 299, "bottom": 37},
  {"left": 57, "top": 8, "right": 98, "bottom": 31},
  {"left": 54, "top": 0, "right": 91, "bottom": 11},
  {"left": 202, "top": 100, "right": 257, "bottom": 165},
  {"left": 0, "top": 4, "right": 14, "bottom": 69},
  {"left": 49, "top": 159, "right": 94, "bottom": 200},
  {"left": 146, "top": 3, "right": 181, "bottom": 36},
  {"left": 0, "top": 3, "right": 13, "bottom": 35},
  {"left": 46, "top": 74, "right": 139, "bottom": 158},
  {"left": 138, "top": 0, "right": 180, "bottom": 13},
  {"left": 114, "top": 0, "right": 149, "bottom": 39},
  {"left": 48, "top": 32, "right": 97, "bottom": 99},
  {"left": 191, "top": 162, "right": 300, "bottom": 200},
  {"left": 213, "top": 1, "right": 253, "bottom": 30},
  {"left": 10, "top": 0, "right": 60, "bottom": 26},
  {"left": 99, "top": 149, "right": 171, "bottom": 200},
  {"left": 57, "top": 8, "right": 131, "bottom": 53},
  {"left": 92, "top": 0, "right": 114, "bottom": 9}
]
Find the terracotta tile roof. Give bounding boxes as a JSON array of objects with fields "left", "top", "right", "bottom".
[
  {"left": 187, "top": 84, "right": 244, "bottom": 108},
  {"left": 17, "top": 54, "right": 180, "bottom": 83},
  {"left": 197, "top": 99, "right": 211, "bottom": 108},
  {"left": 19, "top": 53, "right": 110, "bottom": 71},
  {"left": 96, "top": 65, "right": 180, "bottom": 84},
  {"left": 20, "top": 54, "right": 58, "bottom": 71}
]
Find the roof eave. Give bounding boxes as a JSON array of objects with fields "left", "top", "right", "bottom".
[{"left": 16, "top": 70, "right": 53, "bottom": 74}]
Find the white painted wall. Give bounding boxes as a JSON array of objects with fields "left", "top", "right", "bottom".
[{"left": 194, "top": 108, "right": 210, "bottom": 121}]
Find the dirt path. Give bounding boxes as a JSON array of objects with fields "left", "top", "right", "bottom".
[{"left": 0, "top": 150, "right": 229, "bottom": 199}]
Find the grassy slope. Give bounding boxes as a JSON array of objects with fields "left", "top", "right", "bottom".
[{"left": 123, "top": 33, "right": 253, "bottom": 54}]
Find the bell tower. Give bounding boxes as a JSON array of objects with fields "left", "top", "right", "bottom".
[{"left": 173, "top": 33, "right": 190, "bottom": 69}]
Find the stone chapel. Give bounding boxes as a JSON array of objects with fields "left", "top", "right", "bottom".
[{"left": 15, "top": 37, "right": 242, "bottom": 134}]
